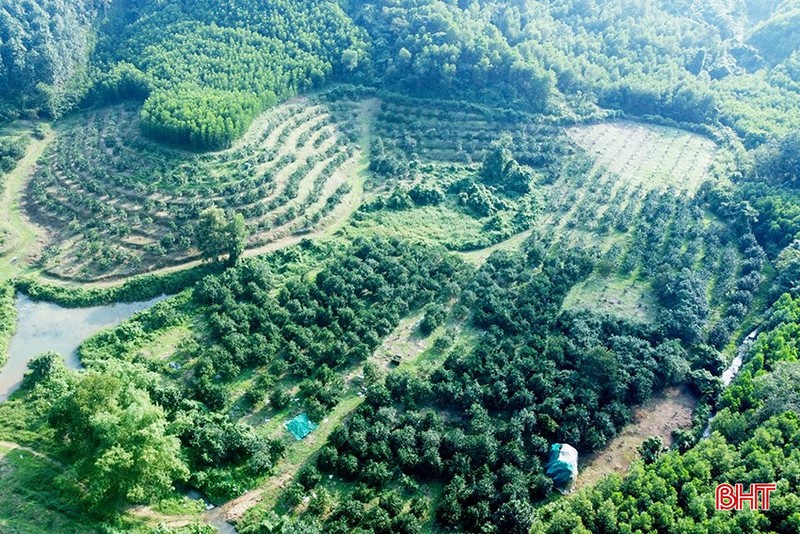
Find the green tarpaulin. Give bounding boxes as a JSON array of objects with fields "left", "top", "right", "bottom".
[{"left": 286, "top": 413, "right": 318, "bottom": 441}]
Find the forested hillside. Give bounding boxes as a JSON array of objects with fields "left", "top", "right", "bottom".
[
  {"left": 91, "top": 0, "right": 368, "bottom": 149},
  {"left": 3, "top": 1, "right": 800, "bottom": 533},
  {"left": 6, "top": 0, "right": 800, "bottom": 147},
  {"left": 0, "top": 0, "right": 100, "bottom": 117},
  {"left": 346, "top": 1, "right": 553, "bottom": 109},
  {"left": 531, "top": 293, "right": 800, "bottom": 533}
]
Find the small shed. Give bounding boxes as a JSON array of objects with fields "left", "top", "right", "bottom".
[
  {"left": 545, "top": 443, "right": 578, "bottom": 494},
  {"left": 286, "top": 413, "right": 318, "bottom": 441}
]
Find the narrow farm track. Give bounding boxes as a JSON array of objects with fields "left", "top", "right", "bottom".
[
  {"left": 458, "top": 228, "right": 535, "bottom": 265},
  {"left": 170, "top": 100, "right": 380, "bottom": 529},
  {"left": 0, "top": 440, "right": 62, "bottom": 468},
  {"left": 0, "top": 127, "right": 52, "bottom": 279}
]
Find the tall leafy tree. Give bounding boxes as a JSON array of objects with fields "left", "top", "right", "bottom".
[
  {"left": 480, "top": 135, "right": 537, "bottom": 196},
  {"left": 48, "top": 369, "right": 188, "bottom": 511},
  {"left": 197, "top": 207, "right": 248, "bottom": 265}
]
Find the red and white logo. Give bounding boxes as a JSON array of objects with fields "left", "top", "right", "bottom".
[{"left": 715, "top": 483, "right": 777, "bottom": 511}]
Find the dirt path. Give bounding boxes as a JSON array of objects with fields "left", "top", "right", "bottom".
[
  {"left": 576, "top": 387, "right": 697, "bottom": 489},
  {"left": 0, "top": 440, "right": 62, "bottom": 468},
  {"left": 459, "top": 229, "right": 534, "bottom": 265},
  {"left": 0, "top": 126, "right": 52, "bottom": 281},
  {"left": 219, "top": 390, "right": 364, "bottom": 526}
]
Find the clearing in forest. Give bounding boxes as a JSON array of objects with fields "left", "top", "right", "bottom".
[
  {"left": 346, "top": 204, "right": 489, "bottom": 251},
  {"left": 566, "top": 120, "right": 717, "bottom": 195},
  {"left": 576, "top": 387, "right": 696, "bottom": 489},
  {"left": 562, "top": 275, "right": 656, "bottom": 323}
]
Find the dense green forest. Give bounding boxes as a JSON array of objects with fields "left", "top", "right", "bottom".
[
  {"left": 7, "top": 0, "right": 800, "bottom": 147},
  {"left": 3, "top": 0, "right": 800, "bottom": 533},
  {"left": 0, "top": 0, "right": 101, "bottom": 117},
  {"left": 93, "top": 0, "right": 367, "bottom": 148},
  {"left": 530, "top": 293, "right": 800, "bottom": 534}
]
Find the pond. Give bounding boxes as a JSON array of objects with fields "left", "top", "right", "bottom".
[{"left": 0, "top": 293, "right": 166, "bottom": 402}]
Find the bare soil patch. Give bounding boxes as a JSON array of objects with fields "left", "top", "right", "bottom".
[{"left": 577, "top": 387, "right": 697, "bottom": 489}]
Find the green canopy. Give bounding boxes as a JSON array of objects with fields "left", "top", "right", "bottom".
[
  {"left": 286, "top": 413, "right": 318, "bottom": 441},
  {"left": 545, "top": 443, "right": 578, "bottom": 493}
]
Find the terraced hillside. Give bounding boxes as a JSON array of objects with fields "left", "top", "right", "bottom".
[
  {"left": 21, "top": 90, "right": 730, "bottom": 292},
  {"left": 553, "top": 121, "right": 747, "bottom": 327},
  {"left": 24, "top": 97, "right": 373, "bottom": 281},
  {"left": 566, "top": 120, "right": 718, "bottom": 194},
  {"left": 373, "top": 94, "right": 573, "bottom": 174}
]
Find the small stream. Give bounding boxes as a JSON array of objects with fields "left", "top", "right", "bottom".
[
  {"left": 702, "top": 328, "right": 759, "bottom": 438},
  {"left": 186, "top": 490, "right": 237, "bottom": 534},
  {"left": 205, "top": 507, "right": 238, "bottom": 534},
  {"left": 0, "top": 293, "right": 165, "bottom": 402}
]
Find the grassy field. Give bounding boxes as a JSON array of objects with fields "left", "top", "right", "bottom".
[
  {"left": 0, "top": 123, "right": 51, "bottom": 281},
  {"left": 0, "top": 443, "right": 99, "bottom": 533},
  {"left": 346, "top": 204, "right": 487, "bottom": 249},
  {"left": 546, "top": 122, "right": 734, "bottom": 325},
  {"left": 544, "top": 127, "right": 718, "bottom": 234},
  {"left": 563, "top": 275, "right": 656, "bottom": 323}
]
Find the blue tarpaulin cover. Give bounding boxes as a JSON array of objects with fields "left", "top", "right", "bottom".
[
  {"left": 545, "top": 443, "right": 578, "bottom": 494},
  {"left": 286, "top": 412, "right": 318, "bottom": 440}
]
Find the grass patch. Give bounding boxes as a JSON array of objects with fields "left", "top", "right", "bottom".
[
  {"left": 458, "top": 228, "right": 533, "bottom": 265},
  {"left": 0, "top": 281, "right": 16, "bottom": 366},
  {"left": 347, "top": 205, "right": 486, "bottom": 250},
  {"left": 0, "top": 445, "right": 99, "bottom": 534},
  {"left": 152, "top": 495, "right": 205, "bottom": 516},
  {"left": 0, "top": 123, "right": 50, "bottom": 283},
  {"left": 563, "top": 274, "right": 656, "bottom": 323}
]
